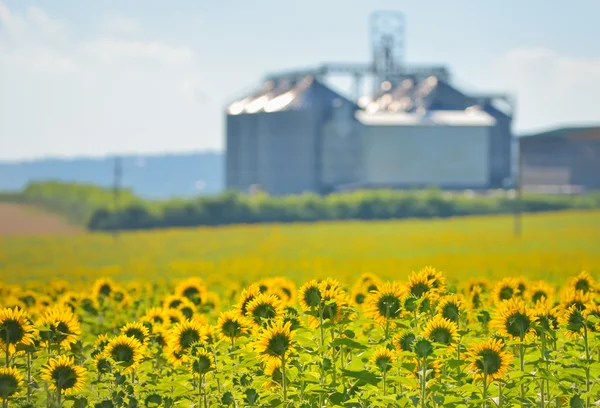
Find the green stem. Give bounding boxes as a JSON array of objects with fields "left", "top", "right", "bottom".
[
  {"left": 282, "top": 354, "right": 287, "bottom": 402},
  {"left": 519, "top": 343, "right": 525, "bottom": 400},
  {"left": 420, "top": 360, "right": 427, "bottom": 408},
  {"left": 583, "top": 324, "right": 591, "bottom": 408},
  {"left": 540, "top": 332, "right": 546, "bottom": 408},
  {"left": 482, "top": 373, "right": 488, "bottom": 408},
  {"left": 57, "top": 388, "right": 62, "bottom": 408},
  {"left": 385, "top": 319, "right": 390, "bottom": 341},
  {"left": 4, "top": 330, "right": 9, "bottom": 368},
  {"left": 498, "top": 381, "right": 503, "bottom": 408},
  {"left": 383, "top": 370, "right": 387, "bottom": 396},
  {"left": 27, "top": 352, "right": 32, "bottom": 403}
]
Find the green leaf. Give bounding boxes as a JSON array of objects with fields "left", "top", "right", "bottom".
[
  {"left": 340, "top": 369, "right": 380, "bottom": 386},
  {"left": 331, "top": 338, "right": 367, "bottom": 350}
]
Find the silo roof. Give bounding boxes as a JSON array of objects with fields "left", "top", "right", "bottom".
[
  {"left": 355, "top": 109, "right": 496, "bottom": 127},
  {"left": 227, "top": 77, "right": 358, "bottom": 115}
]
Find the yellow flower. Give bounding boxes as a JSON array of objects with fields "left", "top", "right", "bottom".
[
  {"left": 121, "top": 322, "right": 151, "bottom": 346},
  {"left": 41, "top": 355, "right": 87, "bottom": 395},
  {"left": 351, "top": 273, "right": 381, "bottom": 306},
  {"left": 364, "top": 281, "right": 407, "bottom": 325},
  {"left": 559, "top": 289, "right": 592, "bottom": 312},
  {"left": 91, "top": 278, "right": 117, "bottom": 300},
  {"left": 163, "top": 308, "right": 186, "bottom": 326},
  {"left": 533, "top": 300, "right": 560, "bottom": 334},
  {"left": 174, "top": 277, "right": 208, "bottom": 306},
  {"left": 245, "top": 294, "right": 284, "bottom": 327},
  {"left": 393, "top": 330, "right": 417, "bottom": 353},
  {"left": 235, "top": 284, "right": 262, "bottom": 317},
  {"left": 141, "top": 307, "right": 169, "bottom": 331},
  {"left": 191, "top": 348, "right": 215, "bottom": 377},
  {"left": 104, "top": 335, "right": 145, "bottom": 373},
  {"left": 491, "top": 278, "right": 520, "bottom": 304},
  {"left": 298, "top": 280, "right": 322, "bottom": 311},
  {"left": 466, "top": 338, "right": 513, "bottom": 382},
  {"left": 254, "top": 320, "right": 294, "bottom": 365},
  {"left": 0, "top": 367, "right": 24, "bottom": 401},
  {"left": 568, "top": 271, "right": 596, "bottom": 294},
  {"left": 37, "top": 306, "right": 81, "bottom": 350},
  {"left": 217, "top": 310, "right": 246, "bottom": 341},
  {"left": 162, "top": 294, "right": 188, "bottom": 310},
  {"left": 526, "top": 281, "right": 556, "bottom": 304},
  {"left": 492, "top": 299, "right": 536, "bottom": 341},
  {"left": 0, "top": 307, "right": 36, "bottom": 353},
  {"left": 407, "top": 269, "right": 437, "bottom": 299},
  {"left": 422, "top": 316, "right": 459, "bottom": 348},
  {"left": 370, "top": 347, "right": 396, "bottom": 372},
  {"left": 167, "top": 319, "right": 207, "bottom": 355},
  {"left": 421, "top": 266, "right": 446, "bottom": 293},
  {"left": 436, "top": 294, "right": 466, "bottom": 323}
]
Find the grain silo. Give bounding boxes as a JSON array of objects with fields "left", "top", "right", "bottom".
[{"left": 225, "top": 77, "right": 359, "bottom": 195}]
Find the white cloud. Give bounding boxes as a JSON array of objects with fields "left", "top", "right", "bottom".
[
  {"left": 83, "top": 38, "right": 195, "bottom": 65},
  {"left": 102, "top": 15, "right": 141, "bottom": 35},
  {"left": 493, "top": 48, "right": 600, "bottom": 132}
]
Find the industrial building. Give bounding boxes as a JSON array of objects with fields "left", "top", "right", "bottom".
[
  {"left": 225, "top": 12, "right": 515, "bottom": 196},
  {"left": 518, "top": 126, "right": 600, "bottom": 193}
]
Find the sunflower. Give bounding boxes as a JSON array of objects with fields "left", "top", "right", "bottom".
[
  {"left": 568, "top": 271, "right": 596, "bottom": 294},
  {"left": 437, "top": 294, "right": 466, "bottom": 323},
  {"left": 526, "top": 281, "right": 556, "bottom": 304},
  {"left": 370, "top": 347, "right": 396, "bottom": 372},
  {"left": 245, "top": 294, "right": 284, "bottom": 327},
  {"left": 0, "top": 367, "right": 23, "bottom": 401},
  {"left": 559, "top": 289, "right": 592, "bottom": 312},
  {"left": 298, "top": 280, "right": 322, "bottom": 311},
  {"left": 583, "top": 303, "right": 600, "bottom": 332},
  {"left": 91, "top": 334, "right": 111, "bottom": 359},
  {"left": 217, "top": 310, "right": 246, "bottom": 341},
  {"left": 492, "top": 299, "right": 536, "bottom": 341},
  {"left": 167, "top": 319, "right": 207, "bottom": 355},
  {"left": 141, "top": 307, "right": 169, "bottom": 331},
  {"left": 37, "top": 306, "right": 81, "bottom": 350},
  {"left": 254, "top": 320, "right": 294, "bottom": 365},
  {"left": 283, "top": 306, "right": 302, "bottom": 331},
  {"left": 422, "top": 316, "right": 459, "bottom": 348},
  {"left": 513, "top": 277, "right": 528, "bottom": 297},
  {"left": 199, "top": 292, "right": 221, "bottom": 314},
  {"left": 319, "top": 278, "right": 342, "bottom": 293},
  {"left": 236, "top": 284, "right": 262, "bottom": 317},
  {"left": 191, "top": 348, "right": 215, "bottom": 377},
  {"left": 263, "top": 358, "right": 283, "bottom": 390},
  {"left": 163, "top": 308, "right": 186, "bottom": 326},
  {"left": 465, "top": 278, "right": 490, "bottom": 295},
  {"left": 491, "top": 278, "right": 520, "bottom": 304},
  {"left": 104, "top": 335, "right": 145, "bottom": 373},
  {"left": 0, "top": 307, "right": 36, "bottom": 354},
  {"left": 466, "top": 338, "right": 513, "bottom": 382},
  {"left": 533, "top": 300, "right": 560, "bottom": 335},
  {"left": 91, "top": 278, "right": 116, "bottom": 300},
  {"left": 421, "top": 266, "right": 446, "bottom": 293},
  {"left": 351, "top": 273, "right": 381, "bottom": 306},
  {"left": 308, "top": 285, "right": 349, "bottom": 328},
  {"left": 265, "top": 277, "right": 297, "bottom": 306},
  {"left": 560, "top": 305, "right": 586, "bottom": 339},
  {"left": 364, "top": 281, "right": 407, "bottom": 325},
  {"left": 121, "top": 322, "right": 150, "bottom": 346},
  {"left": 412, "top": 336, "right": 434, "bottom": 359},
  {"left": 93, "top": 354, "right": 112, "bottom": 375},
  {"left": 41, "top": 355, "right": 87, "bottom": 395},
  {"left": 393, "top": 330, "right": 417, "bottom": 353},
  {"left": 174, "top": 277, "right": 208, "bottom": 306},
  {"left": 406, "top": 269, "right": 437, "bottom": 299},
  {"left": 177, "top": 298, "right": 198, "bottom": 320},
  {"left": 163, "top": 294, "right": 187, "bottom": 310}
]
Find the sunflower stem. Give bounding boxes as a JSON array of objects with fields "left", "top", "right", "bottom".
[
  {"left": 27, "top": 351, "right": 32, "bottom": 403},
  {"left": 382, "top": 369, "right": 387, "bottom": 396},
  {"left": 482, "top": 373, "right": 488, "bottom": 408},
  {"left": 4, "top": 330, "right": 9, "bottom": 368},
  {"left": 56, "top": 388, "right": 62, "bottom": 408},
  {"left": 498, "top": 381, "right": 503, "bottom": 408},
  {"left": 583, "top": 324, "right": 591, "bottom": 408},
  {"left": 540, "top": 331, "right": 546, "bottom": 408},
  {"left": 281, "top": 353, "right": 287, "bottom": 402},
  {"left": 420, "top": 359, "right": 427, "bottom": 408},
  {"left": 519, "top": 343, "right": 525, "bottom": 401}
]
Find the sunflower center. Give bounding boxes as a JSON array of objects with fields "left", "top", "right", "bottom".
[
  {"left": 0, "top": 319, "right": 25, "bottom": 344},
  {"left": 505, "top": 312, "right": 531, "bottom": 339},
  {"left": 429, "top": 327, "right": 453, "bottom": 345},
  {"left": 99, "top": 284, "right": 112, "bottom": 297},
  {"left": 531, "top": 291, "right": 547, "bottom": 304},
  {"left": 193, "top": 355, "right": 213, "bottom": 375},
  {"left": 180, "top": 307, "right": 194, "bottom": 319},
  {"left": 398, "top": 333, "right": 416, "bottom": 352},
  {"left": 475, "top": 349, "right": 502, "bottom": 375},
  {"left": 266, "top": 333, "right": 290, "bottom": 357},
  {"left": 499, "top": 286, "right": 513, "bottom": 300},
  {"left": 367, "top": 284, "right": 378, "bottom": 292},
  {"left": 575, "top": 279, "right": 590, "bottom": 293},
  {"left": 169, "top": 300, "right": 182, "bottom": 309},
  {"left": 375, "top": 355, "right": 393, "bottom": 372},
  {"left": 183, "top": 286, "right": 200, "bottom": 300},
  {"left": 179, "top": 328, "right": 201, "bottom": 349},
  {"left": 377, "top": 294, "right": 401, "bottom": 319},
  {"left": 252, "top": 304, "right": 277, "bottom": 320},
  {"left": 322, "top": 301, "right": 338, "bottom": 321},
  {"left": 442, "top": 304, "right": 460, "bottom": 322},
  {"left": 111, "top": 344, "right": 135, "bottom": 364},
  {"left": 51, "top": 366, "right": 78, "bottom": 390},
  {"left": 0, "top": 373, "right": 19, "bottom": 398},
  {"left": 222, "top": 320, "right": 241, "bottom": 337},
  {"left": 567, "top": 310, "right": 585, "bottom": 332},
  {"left": 125, "top": 329, "right": 145, "bottom": 343},
  {"left": 410, "top": 282, "right": 430, "bottom": 298},
  {"left": 354, "top": 293, "right": 366, "bottom": 305},
  {"left": 303, "top": 287, "right": 321, "bottom": 308},
  {"left": 281, "top": 288, "right": 292, "bottom": 298}
]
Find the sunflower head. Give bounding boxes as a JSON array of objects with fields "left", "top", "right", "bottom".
[
  {"left": 298, "top": 280, "right": 322, "bottom": 311},
  {"left": 492, "top": 299, "right": 536, "bottom": 341},
  {"left": 568, "top": 271, "right": 596, "bottom": 294},
  {"left": 41, "top": 355, "right": 87, "bottom": 395},
  {"left": 0, "top": 307, "right": 36, "bottom": 352},
  {"left": 351, "top": 273, "right": 381, "bottom": 306},
  {"left": 265, "top": 277, "right": 297, "bottom": 306},
  {"left": 245, "top": 294, "right": 284, "bottom": 328},
  {"left": 121, "top": 322, "right": 150, "bottom": 346},
  {"left": 583, "top": 303, "right": 600, "bottom": 332},
  {"left": 263, "top": 359, "right": 283, "bottom": 389},
  {"left": 0, "top": 367, "right": 24, "bottom": 400},
  {"left": 93, "top": 354, "right": 112, "bottom": 375},
  {"left": 421, "top": 266, "right": 446, "bottom": 293},
  {"left": 236, "top": 284, "right": 262, "bottom": 316},
  {"left": 422, "top": 316, "right": 459, "bottom": 347},
  {"left": 168, "top": 319, "right": 208, "bottom": 354},
  {"left": 37, "top": 306, "right": 81, "bottom": 350},
  {"left": 371, "top": 347, "right": 396, "bottom": 372},
  {"left": 92, "top": 278, "right": 116, "bottom": 300},
  {"left": 162, "top": 294, "right": 187, "bottom": 310},
  {"left": 526, "top": 281, "right": 556, "bottom": 304},
  {"left": 191, "top": 348, "right": 215, "bottom": 377},
  {"left": 364, "top": 281, "right": 407, "bottom": 324},
  {"left": 163, "top": 308, "right": 186, "bottom": 326},
  {"left": 174, "top": 277, "right": 208, "bottom": 306},
  {"left": 491, "top": 278, "right": 520, "bottom": 304},
  {"left": 437, "top": 294, "right": 466, "bottom": 323},
  {"left": 412, "top": 336, "right": 434, "bottom": 360},
  {"left": 393, "top": 330, "right": 417, "bottom": 353},
  {"left": 560, "top": 305, "right": 586, "bottom": 339},
  {"left": 283, "top": 306, "right": 303, "bottom": 331},
  {"left": 104, "top": 335, "right": 145, "bottom": 373},
  {"left": 465, "top": 278, "right": 490, "bottom": 295},
  {"left": 560, "top": 289, "right": 591, "bottom": 312},
  {"left": 407, "top": 269, "right": 436, "bottom": 299},
  {"left": 533, "top": 300, "right": 560, "bottom": 335},
  {"left": 466, "top": 338, "right": 513, "bottom": 382},
  {"left": 254, "top": 320, "right": 294, "bottom": 364},
  {"left": 141, "top": 307, "right": 169, "bottom": 332},
  {"left": 218, "top": 310, "right": 247, "bottom": 340}
]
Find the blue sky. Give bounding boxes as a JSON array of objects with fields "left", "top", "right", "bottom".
[{"left": 1, "top": 0, "right": 599, "bottom": 160}]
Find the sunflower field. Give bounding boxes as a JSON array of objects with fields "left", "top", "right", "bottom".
[
  {"left": 1, "top": 268, "right": 600, "bottom": 407},
  {"left": 1, "top": 210, "right": 600, "bottom": 407}
]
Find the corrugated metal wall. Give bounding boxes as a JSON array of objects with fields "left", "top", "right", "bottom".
[
  {"left": 225, "top": 113, "right": 259, "bottom": 192},
  {"left": 361, "top": 125, "right": 491, "bottom": 188}
]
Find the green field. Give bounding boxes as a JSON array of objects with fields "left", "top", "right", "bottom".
[{"left": 1, "top": 210, "right": 598, "bottom": 288}]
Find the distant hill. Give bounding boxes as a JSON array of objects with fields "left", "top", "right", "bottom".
[{"left": 0, "top": 152, "right": 224, "bottom": 198}]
